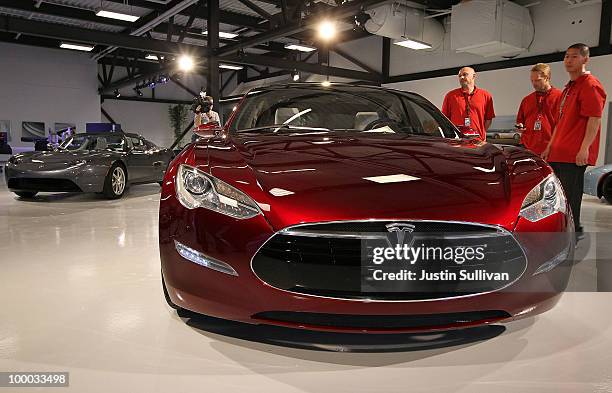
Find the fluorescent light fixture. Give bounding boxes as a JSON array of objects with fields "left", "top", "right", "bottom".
[
  {"left": 59, "top": 42, "right": 94, "bottom": 51},
  {"left": 393, "top": 38, "right": 432, "bottom": 50},
  {"left": 95, "top": 9, "right": 140, "bottom": 22},
  {"left": 219, "top": 64, "right": 243, "bottom": 70},
  {"left": 202, "top": 30, "right": 238, "bottom": 39},
  {"left": 363, "top": 174, "right": 421, "bottom": 184},
  {"left": 284, "top": 43, "right": 317, "bottom": 52},
  {"left": 145, "top": 54, "right": 164, "bottom": 60},
  {"left": 178, "top": 55, "right": 194, "bottom": 71}
]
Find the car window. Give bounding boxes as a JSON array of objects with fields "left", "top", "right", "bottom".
[
  {"left": 144, "top": 140, "right": 158, "bottom": 150},
  {"left": 229, "top": 87, "right": 460, "bottom": 138}
]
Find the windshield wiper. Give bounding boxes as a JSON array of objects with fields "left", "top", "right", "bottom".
[{"left": 236, "top": 124, "right": 331, "bottom": 133}]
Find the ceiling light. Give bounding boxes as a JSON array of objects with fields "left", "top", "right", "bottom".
[
  {"left": 59, "top": 42, "right": 94, "bottom": 51},
  {"left": 291, "top": 70, "right": 300, "bottom": 81},
  {"left": 393, "top": 38, "right": 432, "bottom": 50},
  {"left": 178, "top": 55, "right": 194, "bottom": 71},
  {"left": 145, "top": 54, "right": 164, "bottom": 60},
  {"left": 114, "top": 89, "right": 121, "bottom": 98},
  {"left": 321, "top": 80, "right": 331, "bottom": 87},
  {"left": 134, "top": 87, "right": 143, "bottom": 96},
  {"left": 202, "top": 30, "right": 238, "bottom": 39},
  {"left": 284, "top": 43, "right": 317, "bottom": 52},
  {"left": 219, "top": 64, "right": 243, "bottom": 70},
  {"left": 317, "top": 20, "right": 336, "bottom": 41},
  {"left": 95, "top": 10, "right": 140, "bottom": 22}
]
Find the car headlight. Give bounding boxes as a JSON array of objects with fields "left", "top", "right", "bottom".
[
  {"left": 176, "top": 164, "right": 261, "bottom": 219},
  {"left": 519, "top": 174, "right": 567, "bottom": 222}
]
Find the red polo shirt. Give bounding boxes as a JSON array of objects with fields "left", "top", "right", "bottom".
[
  {"left": 442, "top": 86, "right": 495, "bottom": 140},
  {"left": 516, "top": 87, "right": 562, "bottom": 155},
  {"left": 548, "top": 73, "right": 607, "bottom": 166}
]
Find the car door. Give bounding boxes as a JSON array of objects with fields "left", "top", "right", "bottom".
[
  {"left": 143, "top": 139, "right": 168, "bottom": 182},
  {"left": 125, "top": 136, "right": 151, "bottom": 183}
]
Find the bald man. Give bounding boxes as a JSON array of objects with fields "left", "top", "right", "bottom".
[{"left": 442, "top": 67, "right": 495, "bottom": 140}]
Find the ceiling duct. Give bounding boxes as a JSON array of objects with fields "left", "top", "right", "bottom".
[
  {"left": 451, "top": 0, "right": 534, "bottom": 57},
  {"left": 363, "top": 2, "right": 444, "bottom": 49}
]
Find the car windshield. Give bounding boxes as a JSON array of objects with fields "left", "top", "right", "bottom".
[
  {"left": 60, "top": 134, "right": 125, "bottom": 152},
  {"left": 229, "top": 85, "right": 461, "bottom": 138}
]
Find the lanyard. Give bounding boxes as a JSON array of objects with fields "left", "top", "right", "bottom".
[
  {"left": 535, "top": 92, "right": 546, "bottom": 115},
  {"left": 559, "top": 81, "right": 574, "bottom": 118},
  {"left": 463, "top": 91, "right": 473, "bottom": 115}
]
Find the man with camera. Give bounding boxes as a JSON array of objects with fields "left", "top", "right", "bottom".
[{"left": 193, "top": 92, "right": 220, "bottom": 127}]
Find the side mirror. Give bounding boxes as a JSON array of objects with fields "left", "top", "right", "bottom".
[
  {"left": 456, "top": 125, "right": 481, "bottom": 139},
  {"left": 194, "top": 122, "right": 222, "bottom": 138}
]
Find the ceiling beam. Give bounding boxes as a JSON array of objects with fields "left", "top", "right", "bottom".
[
  {"left": 0, "top": 15, "right": 207, "bottom": 55},
  {"left": 217, "top": 0, "right": 390, "bottom": 57},
  {"left": 331, "top": 46, "right": 380, "bottom": 75},
  {"left": 221, "top": 53, "right": 382, "bottom": 82},
  {"left": 92, "top": 0, "right": 200, "bottom": 60}
]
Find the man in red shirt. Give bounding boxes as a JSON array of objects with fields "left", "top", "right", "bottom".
[
  {"left": 516, "top": 63, "right": 562, "bottom": 155},
  {"left": 442, "top": 67, "right": 495, "bottom": 140},
  {"left": 542, "top": 43, "right": 607, "bottom": 236}
]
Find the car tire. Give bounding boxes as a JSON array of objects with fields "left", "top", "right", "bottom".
[
  {"left": 602, "top": 175, "right": 612, "bottom": 204},
  {"left": 162, "top": 273, "right": 182, "bottom": 311},
  {"left": 514, "top": 133, "right": 521, "bottom": 141},
  {"left": 15, "top": 191, "right": 37, "bottom": 198},
  {"left": 102, "top": 163, "right": 127, "bottom": 199},
  {"left": 493, "top": 133, "right": 500, "bottom": 139}
]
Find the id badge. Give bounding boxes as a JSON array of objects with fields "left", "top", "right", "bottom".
[
  {"left": 464, "top": 117, "right": 471, "bottom": 127},
  {"left": 534, "top": 120, "right": 542, "bottom": 131}
]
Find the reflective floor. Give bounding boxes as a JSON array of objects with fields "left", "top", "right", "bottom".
[{"left": 1, "top": 180, "right": 611, "bottom": 393}]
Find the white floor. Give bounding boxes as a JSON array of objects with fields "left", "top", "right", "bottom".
[{"left": 1, "top": 180, "right": 611, "bottom": 393}]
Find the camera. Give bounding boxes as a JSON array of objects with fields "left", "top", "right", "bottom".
[{"left": 191, "top": 92, "right": 211, "bottom": 113}]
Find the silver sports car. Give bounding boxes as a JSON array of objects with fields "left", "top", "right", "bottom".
[
  {"left": 584, "top": 164, "right": 612, "bottom": 204},
  {"left": 5, "top": 132, "right": 173, "bottom": 199}
]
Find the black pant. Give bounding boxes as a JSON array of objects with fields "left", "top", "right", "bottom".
[{"left": 549, "top": 162, "right": 587, "bottom": 232}]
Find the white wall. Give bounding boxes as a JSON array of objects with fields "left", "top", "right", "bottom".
[
  {"left": 384, "top": 54, "right": 612, "bottom": 165},
  {"left": 0, "top": 42, "right": 100, "bottom": 149},
  {"left": 101, "top": 100, "right": 179, "bottom": 148}
]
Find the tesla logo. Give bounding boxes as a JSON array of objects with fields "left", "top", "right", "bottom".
[{"left": 385, "top": 223, "right": 416, "bottom": 248}]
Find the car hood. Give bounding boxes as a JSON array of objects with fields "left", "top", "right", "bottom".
[
  {"left": 203, "top": 133, "right": 549, "bottom": 231},
  {"left": 13, "top": 150, "right": 116, "bottom": 168}
]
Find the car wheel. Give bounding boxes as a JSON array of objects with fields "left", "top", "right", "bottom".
[
  {"left": 14, "top": 191, "right": 37, "bottom": 198},
  {"left": 493, "top": 133, "right": 500, "bottom": 139},
  {"left": 602, "top": 175, "right": 612, "bottom": 204},
  {"left": 514, "top": 133, "right": 521, "bottom": 141},
  {"left": 103, "top": 163, "right": 127, "bottom": 199},
  {"left": 162, "top": 273, "right": 182, "bottom": 311}
]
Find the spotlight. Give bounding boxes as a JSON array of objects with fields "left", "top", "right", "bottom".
[
  {"left": 291, "top": 70, "right": 300, "bottom": 82},
  {"left": 318, "top": 20, "right": 336, "bottom": 41},
  {"left": 321, "top": 80, "right": 331, "bottom": 87},
  {"left": 158, "top": 75, "right": 168, "bottom": 84},
  {"left": 114, "top": 89, "right": 121, "bottom": 98},
  {"left": 178, "top": 55, "right": 194, "bottom": 72},
  {"left": 354, "top": 12, "right": 371, "bottom": 29}
]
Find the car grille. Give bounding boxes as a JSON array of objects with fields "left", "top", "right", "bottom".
[
  {"left": 251, "top": 221, "right": 527, "bottom": 301},
  {"left": 253, "top": 310, "right": 512, "bottom": 330},
  {"left": 8, "top": 178, "right": 81, "bottom": 192}
]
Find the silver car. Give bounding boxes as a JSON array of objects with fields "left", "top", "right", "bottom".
[
  {"left": 5, "top": 132, "right": 173, "bottom": 199},
  {"left": 584, "top": 164, "right": 612, "bottom": 204}
]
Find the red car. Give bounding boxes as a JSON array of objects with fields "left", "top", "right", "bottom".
[{"left": 159, "top": 83, "right": 575, "bottom": 334}]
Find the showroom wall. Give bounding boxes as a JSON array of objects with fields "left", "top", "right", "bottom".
[{"left": 0, "top": 42, "right": 100, "bottom": 149}]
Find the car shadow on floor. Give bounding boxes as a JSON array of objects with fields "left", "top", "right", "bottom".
[
  {"left": 10, "top": 185, "right": 161, "bottom": 203},
  {"left": 181, "top": 310, "right": 506, "bottom": 353}
]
